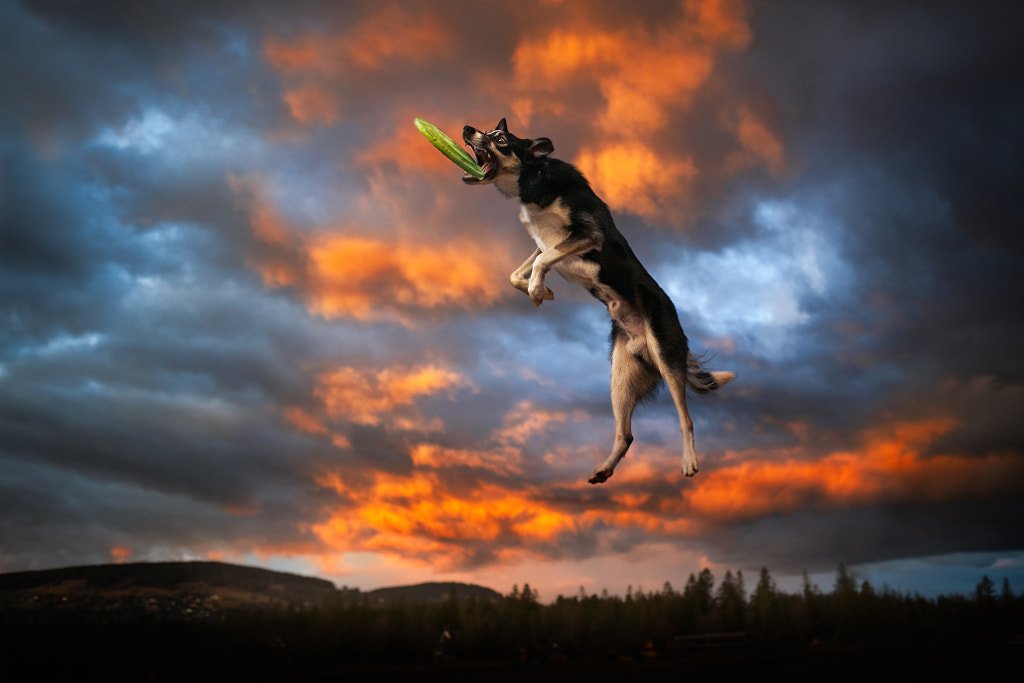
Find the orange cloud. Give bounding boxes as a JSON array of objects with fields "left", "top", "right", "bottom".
[
  {"left": 491, "top": 400, "right": 570, "bottom": 447},
  {"left": 313, "top": 470, "right": 581, "bottom": 569},
  {"left": 264, "top": 6, "right": 453, "bottom": 126},
  {"left": 264, "top": 33, "right": 335, "bottom": 75},
  {"left": 574, "top": 144, "right": 698, "bottom": 222},
  {"left": 506, "top": 0, "right": 782, "bottom": 223},
  {"left": 512, "top": 1, "right": 751, "bottom": 129},
  {"left": 264, "top": 34, "right": 344, "bottom": 126},
  {"left": 282, "top": 363, "right": 469, "bottom": 447},
  {"left": 688, "top": 418, "right": 1024, "bottom": 521},
  {"left": 306, "top": 235, "right": 507, "bottom": 321},
  {"left": 725, "top": 106, "right": 786, "bottom": 176},
  {"left": 310, "top": 459, "right": 714, "bottom": 571},
  {"left": 229, "top": 173, "right": 510, "bottom": 323},
  {"left": 686, "top": 0, "right": 753, "bottom": 48},
  {"left": 298, "top": 414, "right": 1024, "bottom": 573},
  {"left": 282, "top": 84, "right": 340, "bottom": 126},
  {"left": 344, "top": 5, "right": 452, "bottom": 69},
  {"left": 316, "top": 364, "right": 468, "bottom": 427},
  {"left": 410, "top": 443, "right": 524, "bottom": 476},
  {"left": 283, "top": 406, "right": 329, "bottom": 436}
]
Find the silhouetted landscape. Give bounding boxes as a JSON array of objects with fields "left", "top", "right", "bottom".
[{"left": 1, "top": 561, "right": 1021, "bottom": 681}]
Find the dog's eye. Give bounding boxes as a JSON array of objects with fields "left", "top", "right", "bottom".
[{"left": 496, "top": 135, "right": 508, "bottom": 146}]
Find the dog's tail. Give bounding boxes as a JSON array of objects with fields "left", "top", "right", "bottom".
[{"left": 686, "top": 352, "right": 736, "bottom": 394}]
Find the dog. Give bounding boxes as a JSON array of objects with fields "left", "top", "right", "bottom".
[{"left": 462, "top": 118, "right": 735, "bottom": 484}]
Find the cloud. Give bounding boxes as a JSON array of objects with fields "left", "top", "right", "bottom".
[
  {"left": 306, "top": 235, "right": 507, "bottom": 320},
  {"left": 511, "top": 0, "right": 751, "bottom": 134},
  {"left": 409, "top": 443, "right": 525, "bottom": 477},
  {"left": 263, "top": 5, "right": 454, "bottom": 127},
  {"left": 296, "top": 409, "right": 1024, "bottom": 576},
  {"left": 575, "top": 145, "right": 700, "bottom": 224},
  {"left": 288, "top": 363, "right": 470, "bottom": 438},
  {"left": 507, "top": 0, "right": 779, "bottom": 224},
  {"left": 312, "top": 470, "right": 581, "bottom": 570},
  {"left": 229, "top": 174, "right": 512, "bottom": 324},
  {"left": 690, "top": 418, "right": 1024, "bottom": 521},
  {"left": 492, "top": 400, "right": 572, "bottom": 447}
]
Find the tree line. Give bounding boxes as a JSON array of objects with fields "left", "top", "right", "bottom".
[{"left": 3, "top": 563, "right": 1021, "bottom": 679}]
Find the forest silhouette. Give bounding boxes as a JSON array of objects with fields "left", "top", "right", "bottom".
[{"left": 3, "top": 562, "right": 1021, "bottom": 680}]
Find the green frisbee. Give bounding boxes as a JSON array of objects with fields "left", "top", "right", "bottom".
[{"left": 414, "top": 117, "right": 485, "bottom": 179}]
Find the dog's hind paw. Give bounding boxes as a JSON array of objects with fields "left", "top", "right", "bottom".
[
  {"left": 587, "top": 468, "right": 612, "bottom": 484},
  {"left": 681, "top": 461, "right": 699, "bottom": 478}
]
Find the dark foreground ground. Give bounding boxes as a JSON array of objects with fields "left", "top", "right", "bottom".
[
  {"left": 222, "top": 642, "right": 1020, "bottom": 682},
  {"left": 7, "top": 637, "right": 1020, "bottom": 682}
]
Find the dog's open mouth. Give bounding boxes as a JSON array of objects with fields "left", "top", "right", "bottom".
[{"left": 465, "top": 145, "right": 497, "bottom": 181}]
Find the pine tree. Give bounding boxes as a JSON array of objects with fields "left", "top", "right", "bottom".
[
  {"left": 800, "top": 570, "right": 822, "bottom": 634},
  {"left": 833, "top": 562, "right": 857, "bottom": 598},
  {"left": 716, "top": 570, "right": 746, "bottom": 632},
  {"left": 749, "top": 567, "right": 776, "bottom": 634},
  {"left": 975, "top": 576, "right": 995, "bottom": 603},
  {"left": 832, "top": 562, "right": 860, "bottom": 637},
  {"left": 695, "top": 569, "right": 714, "bottom": 616}
]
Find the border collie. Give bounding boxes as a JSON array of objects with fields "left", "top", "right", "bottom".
[{"left": 463, "top": 118, "right": 735, "bottom": 483}]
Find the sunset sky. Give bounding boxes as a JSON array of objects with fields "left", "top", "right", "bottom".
[{"left": 2, "top": 0, "right": 1023, "bottom": 600}]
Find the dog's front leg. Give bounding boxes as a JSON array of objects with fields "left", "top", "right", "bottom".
[
  {"left": 510, "top": 248, "right": 553, "bottom": 300},
  {"left": 527, "top": 237, "right": 595, "bottom": 307}
]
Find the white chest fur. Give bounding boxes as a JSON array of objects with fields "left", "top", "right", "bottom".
[
  {"left": 519, "top": 199, "right": 571, "bottom": 251},
  {"left": 519, "top": 198, "right": 604, "bottom": 292}
]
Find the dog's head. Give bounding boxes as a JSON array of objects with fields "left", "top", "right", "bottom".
[{"left": 462, "top": 118, "right": 553, "bottom": 192}]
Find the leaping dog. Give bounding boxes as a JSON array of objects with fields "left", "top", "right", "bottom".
[{"left": 463, "top": 118, "right": 735, "bottom": 484}]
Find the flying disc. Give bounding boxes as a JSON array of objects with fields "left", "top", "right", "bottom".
[{"left": 414, "top": 117, "right": 485, "bottom": 179}]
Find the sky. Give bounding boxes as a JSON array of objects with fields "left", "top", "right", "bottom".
[{"left": 2, "top": 0, "right": 1023, "bottom": 601}]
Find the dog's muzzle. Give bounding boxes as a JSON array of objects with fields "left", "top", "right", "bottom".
[{"left": 462, "top": 125, "right": 497, "bottom": 184}]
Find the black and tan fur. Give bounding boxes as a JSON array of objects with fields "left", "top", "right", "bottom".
[{"left": 463, "top": 119, "right": 735, "bottom": 484}]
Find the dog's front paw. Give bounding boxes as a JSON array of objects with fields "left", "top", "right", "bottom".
[
  {"left": 510, "top": 275, "right": 530, "bottom": 295},
  {"left": 587, "top": 467, "right": 612, "bottom": 484},
  {"left": 529, "top": 285, "right": 555, "bottom": 307}
]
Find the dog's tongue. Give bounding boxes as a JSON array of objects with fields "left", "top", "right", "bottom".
[{"left": 473, "top": 148, "right": 493, "bottom": 173}]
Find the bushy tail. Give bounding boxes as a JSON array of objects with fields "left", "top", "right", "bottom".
[{"left": 686, "top": 352, "right": 736, "bottom": 394}]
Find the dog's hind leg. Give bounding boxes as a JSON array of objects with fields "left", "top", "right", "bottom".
[
  {"left": 647, "top": 332, "right": 702, "bottom": 477},
  {"left": 634, "top": 285, "right": 707, "bottom": 477},
  {"left": 588, "top": 322, "right": 660, "bottom": 484}
]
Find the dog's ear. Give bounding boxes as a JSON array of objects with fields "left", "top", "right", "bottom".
[
  {"left": 496, "top": 117, "right": 508, "bottom": 132},
  {"left": 529, "top": 137, "right": 554, "bottom": 157}
]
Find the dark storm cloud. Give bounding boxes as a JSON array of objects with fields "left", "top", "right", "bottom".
[
  {"left": 738, "top": 1, "right": 1024, "bottom": 472},
  {"left": 5, "top": 1, "right": 272, "bottom": 153},
  {"left": 702, "top": 496, "right": 1024, "bottom": 578},
  {"left": 0, "top": 1, "right": 353, "bottom": 569}
]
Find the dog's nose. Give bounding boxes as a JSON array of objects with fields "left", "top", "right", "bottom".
[{"left": 463, "top": 125, "right": 477, "bottom": 142}]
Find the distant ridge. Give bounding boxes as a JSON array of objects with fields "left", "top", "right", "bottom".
[
  {"left": 0, "top": 562, "right": 503, "bottom": 609},
  {"left": 365, "top": 581, "right": 503, "bottom": 604},
  {"left": 0, "top": 561, "right": 336, "bottom": 607}
]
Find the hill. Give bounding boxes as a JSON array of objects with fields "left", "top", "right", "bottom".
[
  {"left": 0, "top": 561, "right": 337, "bottom": 610},
  {"left": 364, "top": 581, "right": 503, "bottom": 604},
  {"left": 0, "top": 562, "right": 504, "bottom": 614}
]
